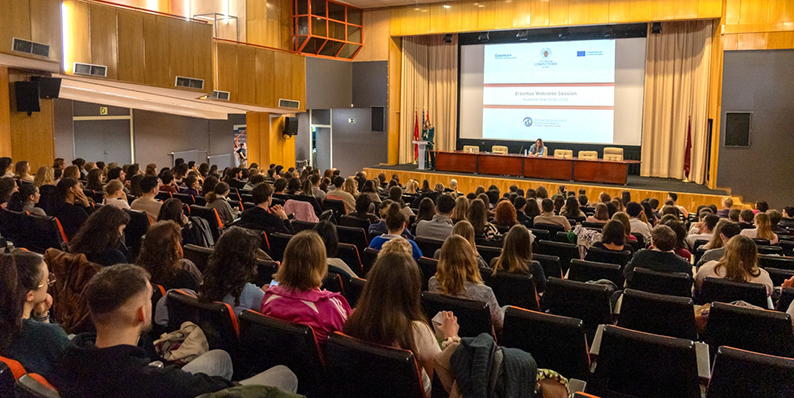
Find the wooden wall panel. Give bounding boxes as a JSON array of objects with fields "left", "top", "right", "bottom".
[
  {"left": 0, "top": 67, "right": 11, "bottom": 158},
  {"left": 142, "top": 14, "right": 171, "bottom": 88},
  {"left": 255, "top": 49, "right": 276, "bottom": 108},
  {"left": 722, "top": 0, "right": 794, "bottom": 50},
  {"left": 214, "top": 41, "right": 239, "bottom": 96},
  {"left": 89, "top": 3, "right": 119, "bottom": 80},
  {"left": 63, "top": 0, "right": 90, "bottom": 73},
  {"left": 290, "top": 54, "right": 306, "bottom": 107},
  {"left": 356, "top": 8, "right": 390, "bottom": 62},
  {"left": 246, "top": 0, "right": 293, "bottom": 51},
  {"left": 237, "top": 45, "right": 258, "bottom": 105},
  {"left": 273, "top": 51, "right": 291, "bottom": 106},
  {"left": 117, "top": 10, "right": 146, "bottom": 84},
  {"left": 8, "top": 69, "right": 55, "bottom": 170},
  {"left": 29, "top": 0, "right": 63, "bottom": 64},
  {"left": 168, "top": 18, "right": 193, "bottom": 86},
  {"left": 2, "top": 0, "right": 32, "bottom": 43},
  {"left": 192, "top": 22, "right": 214, "bottom": 91}
]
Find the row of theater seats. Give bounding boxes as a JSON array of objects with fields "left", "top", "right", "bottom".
[{"left": 462, "top": 145, "right": 625, "bottom": 160}]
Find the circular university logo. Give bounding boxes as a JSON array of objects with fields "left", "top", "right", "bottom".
[
  {"left": 523, "top": 117, "right": 533, "bottom": 127},
  {"left": 541, "top": 48, "right": 552, "bottom": 58}
]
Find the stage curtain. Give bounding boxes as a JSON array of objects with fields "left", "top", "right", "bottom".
[
  {"left": 399, "top": 35, "right": 459, "bottom": 164},
  {"left": 641, "top": 21, "right": 713, "bottom": 184}
]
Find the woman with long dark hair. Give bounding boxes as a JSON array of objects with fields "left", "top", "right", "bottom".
[
  {"left": 69, "top": 205, "right": 131, "bottom": 266},
  {"left": 199, "top": 227, "right": 263, "bottom": 313},
  {"left": 137, "top": 221, "right": 201, "bottom": 291},
  {"left": 490, "top": 224, "right": 546, "bottom": 292}
]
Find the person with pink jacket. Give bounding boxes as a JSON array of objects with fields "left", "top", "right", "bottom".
[{"left": 261, "top": 230, "right": 352, "bottom": 344}]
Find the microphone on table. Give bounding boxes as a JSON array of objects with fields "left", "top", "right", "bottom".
[{"left": 518, "top": 144, "right": 525, "bottom": 156}]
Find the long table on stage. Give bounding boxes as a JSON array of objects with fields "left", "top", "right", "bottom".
[{"left": 434, "top": 151, "right": 641, "bottom": 185}]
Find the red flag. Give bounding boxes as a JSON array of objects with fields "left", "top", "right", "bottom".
[
  {"left": 683, "top": 115, "right": 692, "bottom": 179},
  {"left": 413, "top": 110, "right": 419, "bottom": 159}
]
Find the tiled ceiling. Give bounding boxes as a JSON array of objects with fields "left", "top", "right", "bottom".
[{"left": 335, "top": 0, "right": 444, "bottom": 10}]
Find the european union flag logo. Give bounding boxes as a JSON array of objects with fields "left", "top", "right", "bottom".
[{"left": 577, "top": 51, "right": 585, "bottom": 57}]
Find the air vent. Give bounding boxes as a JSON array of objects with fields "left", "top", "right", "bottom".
[
  {"left": 207, "top": 90, "right": 230, "bottom": 101},
  {"left": 12, "top": 38, "right": 49, "bottom": 58},
  {"left": 175, "top": 76, "right": 204, "bottom": 90},
  {"left": 278, "top": 99, "right": 300, "bottom": 109},
  {"left": 73, "top": 62, "right": 107, "bottom": 78}
]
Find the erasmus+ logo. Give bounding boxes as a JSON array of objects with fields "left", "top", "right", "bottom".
[{"left": 523, "top": 117, "right": 533, "bottom": 127}]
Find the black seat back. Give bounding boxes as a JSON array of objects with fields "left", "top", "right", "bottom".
[
  {"left": 336, "top": 225, "right": 369, "bottom": 253},
  {"left": 485, "top": 271, "right": 538, "bottom": 311},
  {"left": 324, "top": 332, "right": 425, "bottom": 398},
  {"left": 123, "top": 209, "right": 150, "bottom": 256},
  {"left": 322, "top": 199, "right": 347, "bottom": 222},
  {"left": 420, "top": 292, "right": 492, "bottom": 338},
  {"left": 766, "top": 267, "right": 794, "bottom": 288},
  {"left": 266, "top": 232, "right": 293, "bottom": 262},
  {"left": 501, "top": 307, "right": 590, "bottom": 380},
  {"left": 706, "top": 346, "right": 794, "bottom": 398},
  {"left": 173, "top": 193, "right": 195, "bottom": 205},
  {"left": 291, "top": 220, "right": 317, "bottom": 233},
  {"left": 591, "top": 325, "right": 700, "bottom": 398},
  {"left": 629, "top": 267, "right": 693, "bottom": 297},
  {"left": 339, "top": 215, "right": 370, "bottom": 229},
  {"left": 476, "top": 245, "right": 502, "bottom": 266},
  {"left": 1, "top": 209, "right": 32, "bottom": 247},
  {"left": 0, "top": 360, "right": 15, "bottom": 398},
  {"left": 538, "top": 240, "right": 579, "bottom": 274},
  {"left": 417, "top": 257, "right": 437, "bottom": 291},
  {"left": 533, "top": 222, "right": 565, "bottom": 237},
  {"left": 541, "top": 277, "right": 613, "bottom": 338},
  {"left": 361, "top": 247, "right": 379, "bottom": 276},
  {"left": 583, "top": 247, "right": 632, "bottom": 267},
  {"left": 758, "top": 245, "right": 783, "bottom": 255},
  {"left": 568, "top": 259, "right": 624, "bottom": 287},
  {"left": 778, "top": 287, "right": 794, "bottom": 312},
  {"left": 528, "top": 228, "right": 551, "bottom": 242},
  {"left": 189, "top": 205, "right": 223, "bottom": 240},
  {"left": 617, "top": 288, "right": 696, "bottom": 340},
  {"left": 705, "top": 301, "right": 794, "bottom": 357},
  {"left": 28, "top": 214, "right": 67, "bottom": 253},
  {"left": 15, "top": 374, "right": 59, "bottom": 398},
  {"left": 183, "top": 244, "right": 214, "bottom": 273},
  {"left": 166, "top": 290, "right": 240, "bottom": 359},
  {"left": 757, "top": 254, "right": 794, "bottom": 271},
  {"left": 238, "top": 310, "right": 323, "bottom": 394},
  {"left": 698, "top": 277, "right": 769, "bottom": 308},
  {"left": 532, "top": 254, "right": 563, "bottom": 280},
  {"left": 414, "top": 237, "right": 444, "bottom": 258},
  {"left": 336, "top": 243, "right": 363, "bottom": 276},
  {"left": 344, "top": 277, "right": 366, "bottom": 308}
]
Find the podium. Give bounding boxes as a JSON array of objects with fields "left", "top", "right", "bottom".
[{"left": 413, "top": 140, "right": 430, "bottom": 170}]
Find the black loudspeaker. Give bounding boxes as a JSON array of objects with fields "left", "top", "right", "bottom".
[
  {"left": 14, "top": 81, "right": 40, "bottom": 113},
  {"left": 371, "top": 106, "right": 385, "bottom": 132},
  {"left": 725, "top": 112, "right": 751, "bottom": 147},
  {"left": 283, "top": 117, "right": 299, "bottom": 137},
  {"left": 33, "top": 77, "right": 61, "bottom": 99}
]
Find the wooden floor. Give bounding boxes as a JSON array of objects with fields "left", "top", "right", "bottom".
[{"left": 364, "top": 166, "right": 748, "bottom": 213}]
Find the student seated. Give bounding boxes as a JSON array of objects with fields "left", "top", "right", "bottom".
[
  {"left": 432, "top": 221, "right": 488, "bottom": 269},
  {"left": 740, "top": 212, "right": 779, "bottom": 245},
  {"left": 198, "top": 227, "right": 265, "bottom": 314},
  {"left": 626, "top": 202, "right": 652, "bottom": 244},
  {"left": 261, "top": 231, "right": 352, "bottom": 345},
  {"left": 8, "top": 183, "right": 46, "bottom": 216},
  {"left": 467, "top": 199, "right": 501, "bottom": 241},
  {"left": 697, "top": 221, "right": 742, "bottom": 268},
  {"left": 137, "top": 221, "right": 202, "bottom": 291},
  {"left": 158, "top": 170, "right": 178, "bottom": 194},
  {"left": 623, "top": 225, "right": 692, "bottom": 283},
  {"left": 0, "top": 251, "right": 68, "bottom": 381},
  {"left": 205, "top": 182, "right": 238, "bottom": 227},
  {"left": 369, "top": 203, "right": 423, "bottom": 261},
  {"left": 69, "top": 206, "right": 131, "bottom": 267},
  {"left": 588, "top": 220, "right": 631, "bottom": 253},
  {"left": 234, "top": 182, "right": 293, "bottom": 234},
  {"left": 488, "top": 225, "right": 546, "bottom": 293},
  {"left": 52, "top": 178, "right": 91, "bottom": 240},
  {"left": 343, "top": 251, "right": 460, "bottom": 397},
  {"left": 102, "top": 180, "right": 130, "bottom": 210},
  {"left": 368, "top": 199, "right": 414, "bottom": 240},
  {"left": 429, "top": 235, "right": 504, "bottom": 330},
  {"left": 54, "top": 264, "right": 297, "bottom": 398},
  {"left": 586, "top": 203, "right": 610, "bottom": 224},
  {"left": 130, "top": 176, "right": 163, "bottom": 224},
  {"left": 534, "top": 198, "right": 571, "bottom": 231},
  {"left": 686, "top": 214, "right": 719, "bottom": 248},
  {"left": 661, "top": 218, "right": 692, "bottom": 261},
  {"left": 561, "top": 196, "right": 585, "bottom": 222},
  {"left": 695, "top": 235, "right": 773, "bottom": 296},
  {"left": 738, "top": 209, "right": 755, "bottom": 230},
  {"left": 780, "top": 206, "right": 794, "bottom": 229},
  {"left": 315, "top": 220, "right": 359, "bottom": 278},
  {"left": 416, "top": 194, "right": 456, "bottom": 241},
  {"left": 84, "top": 168, "right": 104, "bottom": 192},
  {"left": 492, "top": 200, "right": 518, "bottom": 230},
  {"left": 348, "top": 194, "right": 379, "bottom": 224},
  {"left": 326, "top": 177, "right": 356, "bottom": 214},
  {"left": 413, "top": 197, "right": 436, "bottom": 228}
]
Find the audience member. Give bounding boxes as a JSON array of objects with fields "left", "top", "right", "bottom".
[
  {"left": 686, "top": 214, "right": 719, "bottom": 248},
  {"left": 490, "top": 225, "right": 546, "bottom": 292},
  {"left": 768, "top": 209, "right": 787, "bottom": 234},
  {"left": 344, "top": 251, "right": 459, "bottom": 397},
  {"left": 513, "top": 197, "right": 531, "bottom": 227},
  {"left": 388, "top": 186, "right": 415, "bottom": 219},
  {"left": 52, "top": 178, "right": 90, "bottom": 240},
  {"left": 431, "top": 221, "right": 488, "bottom": 268},
  {"left": 159, "top": 170, "right": 178, "bottom": 194},
  {"left": 0, "top": 251, "right": 67, "bottom": 381},
  {"left": 612, "top": 212, "right": 638, "bottom": 244},
  {"left": 589, "top": 220, "right": 629, "bottom": 253},
  {"left": 137, "top": 221, "right": 201, "bottom": 291},
  {"left": 717, "top": 197, "right": 733, "bottom": 218},
  {"left": 360, "top": 180, "right": 382, "bottom": 205},
  {"left": 369, "top": 200, "right": 414, "bottom": 240},
  {"left": 369, "top": 203, "right": 422, "bottom": 261},
  {"left": 561, "top": 196, "right": 584, "bottom": 221},
  {"left": 534, "top": 198, "right": 572, "bottom": 231},
  {"left": 429, "top": 235, "right": 504, "bottom": 330},
  {"left": 667, "top": 192, "right": 689, "bottom": 218},
  {"left": 34, "top": 166, "right": 55, "bottom": 188},
  {"left": 662, "top": 219, "right": 692, "bottom": 261},
  {"left": 738, "top": 209, "right": 755, "bottom": 229},
  {"left": 349, "top": 194, "right": 379, "bottom": 223},
  {"left": 261, "top": 231, "right": 352, "bottom": 344},
  {"left": 130, "top": 176, "right": 162, "bottom": 223},
  {"left": 309, "top": 174, "right": 326, "bottom": 203},
  {"left": 697, "top": 221, "right": 742, "bottom": 268},
  {"left": 740, "top": 212, "right": 779, "bottom": 244},
  {"left": 327, "top": 177, "right": 355, "bottom": 214},
  {"left": 623, "top": 225, "right": 692, "bottom": 282},
  {"left": 102, "top": 180, "right": 130, "bottom": 210},
  {"left": 0, "top": 157, "right": 14, "bottom": 178},
  {"left": 468, "top": 198, "right": 501, "bottom": 241},
  {"left": 234, "top": 182, "right": 293, "bottom": 234},
  {"left": 416, "top": 194, "right": 456, "bottom": 241},
  {"left": 69, "top": 206, "right": 131, "bottom": 266},
  {"left": 695, "top": 235, "right": 773, "bottom": 296},
  {"left": 8, "top": 183, "right": 45, "bottom": 216},
  {"left": 492, "top": 200, "right": 518, "bottom": 230},
  {"left": 414, "top": 197, "right": 436, "bottom": 226},
  {"left": 314, "top": 220, "right": 359, "bottom": 278},
  {"left": 205, "top": 182, "right": 238, "bottom": 227},
  {"left": 626, "top": 202, "right": 652, "bottom": 243},
  {"left": 780, "top": 207, "right": 794, "bottom": 228},
  {"left": 13, "top": 161, "right": 33, "bottom": 183},
  {"left": 755, "top": 200, "right": 769, "bottom": 213},
  {"left": 199, "top": 227, "right": 264, "bottom": 313}
]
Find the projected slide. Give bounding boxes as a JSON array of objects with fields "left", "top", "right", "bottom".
[{"left": 482, "top": 40, "right": 616, "bottom": 143}]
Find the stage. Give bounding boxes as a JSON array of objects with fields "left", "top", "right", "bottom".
[{"left": 364, "top": 164, "right": 746, "bottom": 212}]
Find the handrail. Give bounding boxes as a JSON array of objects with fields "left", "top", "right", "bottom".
[{"left": 85, "top": 0, "right": 208, "bottom": 23}]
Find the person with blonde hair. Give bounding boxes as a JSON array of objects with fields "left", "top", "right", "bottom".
[
  {"left": 695, "top": 235, "right": 773, "bottom": 296},
  {"left": 405, "top": 179, "right": 419, "bottom": 194},
  {"left": 467, "top": 198, "right": 501, "bottom": 241},
  {"left": 586, "top": 203, "right": 610, "bottom": 224},
  {"left": 429, "top": 235, "right": 504, "bottom": 329},
  {"left": 490, "top": 225, "right": 546, "bottom": 291},
  {"left": 379, "top": 236, "right": 413, "bottom": 257},
  {"left": 33, "top": 166, "right": 55, "bottom": 188},
  {"left": 450, "top": 196, "right": 469, "bottom": 223},
  {"left": 740, "top": 212, "right": 779, "bottom": 245},
  {"left": 261, "top": 230, "right": 352, "bottom": 344},
  {"left": 102, "top": 180, "right": 130, "bottom": 210},
  {"left": 14, "top": 161, "right": 34, "bottom": 183},
  {"left": 432, "top": 221, "right": 488, "bottom": 268}
]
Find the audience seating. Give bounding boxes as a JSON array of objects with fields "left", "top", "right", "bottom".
[
  {"left": 578, "top": 151, "right": 598, "bottom": 160},
  {"left": 567, "top": 259, "right": 624, "bottom": 288},
  {"left": 28, "top": 214, "right": 68, "bottom": 253},
  {"left": 629, "top": 233, "right": 645, "bottom": 248},
  {"left": 533, "top": 222, "right": 566, "bottom": 238},
  {"left": 0, "top": 360, "right": 16, "bottom": 398},
  {"left": 589, "top": 325, "right": 700, "bottom": 398},
  {"left": 344, "top": 278, "right": 366, "bottom": 308},
  {"left": 417, "top": 257, "right": 438, "bottom": 291},
  {"left": 335, "top": 225, "right": 369, "bottom": 254},
  {"left": 617, "top": 289, "right": 697, "bottom": 340},
  {"left": 538, "top": 240, "right": 579, "bottom": 274},
  {"left": 697, "top": 277, "right": 769, "bottom": 308},
  {"left": 322, "top": 272, "right": 345, "bottom": 295},
  {"left": 165, "top": 290, "right": 241, "bottom": 374},
  {"left": 183, "top": 244, "right": 213, "bottom": 272},
  {"left": 336, "top": 243, "right": 363, "bottom": 276},
  {"left": 706, "top": 346, "right": 794, "bottom": 398},
  {"left": 195, "top": 196, "right": 208, "bottom": 206},
  {"left": 189, "top": 205, "right": 223, "bottom": 240},
  {"left": 554, "top": 149, "right": 573, "bottom": 159},
  {"left": 414, "top": 237, "right": 445, "bottom": 258},
  {"left": 155, "top": 192, "right": 172, "bottom": 201},
  {"left": 693, "top": 247, "right": 708, "bottom": 267},
  {"left": 757, "top": 245, "right": 783, "bottom": 255},
  {"left": 704, "top": 302, "right": 794, "bottom": 358},
  {"left": 491, "top": 145, "right": 508, "bottom": 154},
  {"left": 173, "top": 193, "right": 195, "bottom": 205},
  {"left": 692, "top": 239, "right": 710, "bottom": 252},
  {"left": 255, "top": 260, "right": 279, "bottom": 287},
  {"left": 462, "top": 145, "right": 480, "bottom": 153},
  {"left": 777, "top": 240, "right": 794, "bottom": 256},
  {"left": 628, "top": 267, "right": 693, "bottom": 297},
  {"left": 777, "top": 287, "right": 794, "bottom": 312},
  {"left": 475, "top": 245, "right": 502, "bottom": 266},
  {"left": 322, "top": 199, "right": 347, "bottom": 222},
  {"left": 583, "top": 247, "right": 632, "bottom": 267},
  {"left": 15, "top": 374, "right": 59, "bottom": 398},
  {"left": 500, "top": 307, "right": 591, "bottom": 381},
  {"left": 339, "top": 215, "right": 370, "bottom": 229},
  {"left": 238, "top": 311, "right": 323, "bottom": 395},
  {"left": 484, "top": 270, "right": 539, "bottom": 311},
  {"left": 532, "top": 254, "right": 563, "bottom": 280},
  {"left": 555, "top": 230, "right": 572, "bottom": 243},
  {"left": 420, "top": 292, "right": 492, "bottom": 338},
  {"left": 752, "top": 238, "right": 771, "bottom": 246},
  {"left": 765, "top": 267, "right": 794, "bottom": 287},
  {"left": 581, "top": 222, "right": 604, "bottom": 229},
  {"left": 602, "top": 147, "right": 624, "bottom": 161},
  {"left": 542, "top": 277, "right": 613, "bottom": 339},
  {"left": 291, "top": 220, "right": 317, "bottom": 232},
  {"left": 360, "top": 247, "right": 379, "bottom": 276},
  {"left": 324, "top": 332, "right": 425, "bottom": 398},
  {"left": 0, "top": 209, "right": 30, "bottom": 246},
  {"left": 758, "top": 254, "right": 794, "bottom": 270},
  {"left": 266, "top": 232, "right": 293, "bottom": 262},
  {"left": 529, "top": 228, "right": 551, "bottom": 242}
]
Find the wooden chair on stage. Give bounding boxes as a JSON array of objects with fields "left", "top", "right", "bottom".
[
  {"left": 578, "top": 151, "right": 598, "bottom": 160},
  {"left": 603, "top": 147, "right": 624, "bottom": 161},
  {"left": 491, "top": 145, "right": 508, "bottom": 154}
]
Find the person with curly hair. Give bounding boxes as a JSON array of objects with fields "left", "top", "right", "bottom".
[
  {"left": 69, "top": 205, "right": 131, "bottom": 266},
  {"left": 136, "top": 221, "right": 201, "bottom": 291},
  {"left": 198, "top": 227, "right": 263, "bottom": 314}
]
